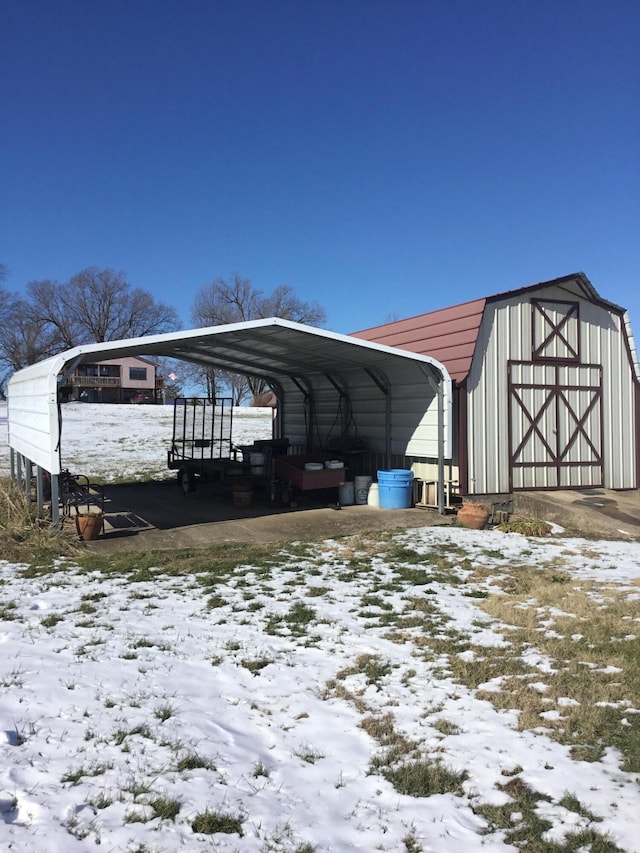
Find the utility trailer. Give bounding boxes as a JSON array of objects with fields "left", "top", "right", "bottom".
[{"left": 167, "top": 397, "right": 243, "bottom": 493}]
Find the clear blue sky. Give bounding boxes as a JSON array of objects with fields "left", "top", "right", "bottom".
[{"left": 2, "top": 0, "right": 639, "bottom": 336}]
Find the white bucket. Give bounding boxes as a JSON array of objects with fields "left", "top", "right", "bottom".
[
  {"left": 250, "top": 451, "right": 265, "bottom": 476},
  {"left": 354, "top": 475, "right": 372, "bottom": 505},
  {"left": 338, "top": 481, "right": 355, "bottom": 506},
  {"left": 367, "top": 483, "right": 380, "bottom": 508}
]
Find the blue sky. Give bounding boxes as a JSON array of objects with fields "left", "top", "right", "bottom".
[{"left": 2, "top": 0, "right": 639, "bottom": 336}]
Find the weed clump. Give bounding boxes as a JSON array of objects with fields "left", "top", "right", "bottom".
[
  {"left": 496, "top": 518, "right": 552, "bottom": 537},
  {"left": 191, "top": 809, "right": 244, "bottom": 835},
  {"left": 0, "top": 477, "right": 79, "bottom": 564}
]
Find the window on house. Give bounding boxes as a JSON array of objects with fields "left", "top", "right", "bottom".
[
  {"left": 99, "top": 365, "right": 120, "bottom": 377},
  {"left": 129, "top": 367, "right": 147, "bottom": 381}
]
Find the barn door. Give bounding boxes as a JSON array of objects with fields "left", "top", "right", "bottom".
[{"left": 508, "top": 361, "right": 603, "bottom": 490}]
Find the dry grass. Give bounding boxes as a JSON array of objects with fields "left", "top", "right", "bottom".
[
  {"left": 0, "top": 477, "right": 80, "bottom": 563},
  {"left": 496, "top": 519, "right": 552, "bottom": 537},
  {"left": 466, "top": 569, "right": 640, "bottom": 771}
]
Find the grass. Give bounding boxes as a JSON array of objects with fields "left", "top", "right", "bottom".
[
  {"left": 149, "top": 794, "right": 181, "bottom": 821},
  {"left": 0, "top": 477, "right": 80, "bottom": 564},
  {"left": 153, "top": 702, "right": 175, "bottom": 722},
  {"left": 41, "top": 612, "right": 64, "bottom": 627},
  {"left": 61, "top": 761, "right": 113, "bottom": 785},
  {"left": 265, "top": 601, "right": 317, "bottom": 636},
  {"left": 474, "top": 777, "right": 621, "bottom": 852},
  {"left": 359, "top": 713, "right": 419, "bottom": 767},
  {"left": 175, "top": 751, "right": 216, "bottom": 772},
  {"left": 0, "top": 599, "right": 18, "bottom": 621},
  {"left": 496, "top": 518, "right": 552, "bottom": 537},
  {"left": 462, "top": 569, "right": 640, "bottom": 771},
  {"left": 191, "top": 809, "right": 244, "bottom": 835},
  {"left": 337, "top": 654, "right": 393, "bottom": 688},
  {"left": 240, "top": 655, "right": 273, "bottom": 674},
  {"left": 293, "top": 744, "right": 325, "bottom": 764},
  {"left": 113, "top": 723, "right": 153, "bottom": 746},
  {"left": 381, "top": 759, "right": 468, "bottom": 797},
  {"left": 2, "top": 491, "right": 638, "bottom": 850}
]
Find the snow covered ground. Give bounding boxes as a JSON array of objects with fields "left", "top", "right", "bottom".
[
  {"left": 0, "top": 401, "right": 273, "bottom": 482},
  {"left": 1, "top": 402, "right": 640, "bottom": 852}
]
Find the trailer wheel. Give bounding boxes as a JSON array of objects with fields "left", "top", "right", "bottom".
[{"left": 178, "top": 467, "right": 196, "bottom": 494}]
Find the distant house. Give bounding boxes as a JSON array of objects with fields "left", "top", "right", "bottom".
[{"left": 60, "top": 356, "right": 164, "bottom": 404}]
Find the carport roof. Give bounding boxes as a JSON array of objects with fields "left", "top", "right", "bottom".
[
  {"left": 10, "top": 317, "right": 451, "bottom": 388},
  {"left": 7, "top": 318, "right": 452, "bottom": 480}
]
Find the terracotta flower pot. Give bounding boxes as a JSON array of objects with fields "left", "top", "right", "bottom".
[
  {"left": 457, "top": 503, "right": 490, "bottom": 530},
  {"left": 75, "top": 513, "right": 104, "bottom": 541}
]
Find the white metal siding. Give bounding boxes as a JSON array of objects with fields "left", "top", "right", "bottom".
[
  {"left": 7, "top": 366, "right": 62, "bottom": 475},
  {"left": 466, "top": 283, "right": 637, "bottom": 494},
  {"left": 279, "top": 362, "right": 446, "bottom": 461},
  {"left": 581, "top": 302, "right": 637, "bottom": 489}
]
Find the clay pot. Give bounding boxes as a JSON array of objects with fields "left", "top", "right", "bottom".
[
  {"left": 75, "top": 513, "right": 104, "bottom": 541},
  {"left": 457, "top": 503, "right": 490, "bottom": 530}
]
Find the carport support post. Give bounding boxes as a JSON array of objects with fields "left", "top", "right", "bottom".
[
  {"left": 36, "top": 465, "right": 44, "bottom": 520},
  {"left": 423, "top": 369, "right": 446, "bottom": 515},
  {"left": 437, "top": 381, "right": 445, "bottom": 515},
  {"left": 50, "top": 474, "right": 61, "bottom": 529},
  {"left": 24, "top": 458, "right": 32, "bottom": 501}
]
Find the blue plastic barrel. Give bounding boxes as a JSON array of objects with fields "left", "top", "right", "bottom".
[{"left": 377, "top": 469, "right": 414, "bottom": 509}]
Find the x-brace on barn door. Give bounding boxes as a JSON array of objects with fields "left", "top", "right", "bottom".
[{"left": 508, "top": 361, "right": 603, "bottom": 491}]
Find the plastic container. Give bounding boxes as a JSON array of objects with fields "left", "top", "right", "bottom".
[
  {"left": 338, "top": 481, "right": 355, "bottom": 505},
  {"left": 367, "top": 483, "right": 379, "bottom": 507},
  {"left": 250, "top": 452, "right": 265, "bottom": 476},
  {"left": 324, "top": 460, "right": 344, "bottom": 469},
  {"left": 377, "top": 469, "right": 414, "bottom": 509},
  {"left": 354, "top": 475, "right": 372, "bottom": 505}
]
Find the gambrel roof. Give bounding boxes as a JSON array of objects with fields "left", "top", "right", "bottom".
[{"left": 352, "top": 272, "right": 635, "bottom": 384}]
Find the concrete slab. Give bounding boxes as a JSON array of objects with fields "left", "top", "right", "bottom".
[
  {"left": 85, "top": 479, "right": 451, "bottom": 552},
  {"left": 513, "top": 488, "right": 640, "bottom": 541},
  {"left": 78, "top": 479, "right": 640, "bottom": 553}
]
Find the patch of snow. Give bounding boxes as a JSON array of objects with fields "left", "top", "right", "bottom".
[{"left": 1, "top": 403, "right": 640, "bottom": 851}]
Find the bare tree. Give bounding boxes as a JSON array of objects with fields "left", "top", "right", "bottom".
[
  {"left": 0, "top": 296, "right": 61, "bottom": 393},
  {"left": 260, "top": 284, "right": 326, "bottom": 325},
  {"left": 27, "top": 279, "right": 78, "bottom": 349},
  {"left": 0, "top": 265, "right": 181, "bottom": 394},
  {"left": 191, "top": 274, "right": 326, "bottom": 402},
  {"left": 27, "top": 267, "right": 180, "bottom": 346},
  {"left": 191, "top": 273, "right": 260, "bottom": 327}
]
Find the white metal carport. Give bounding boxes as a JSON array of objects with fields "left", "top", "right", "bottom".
[{"left": 7, "top": 318, "right": 452, "bottom": 521}]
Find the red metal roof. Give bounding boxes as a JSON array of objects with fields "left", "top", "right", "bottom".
[
  {"left": 352, "top": 297, "right": 487, "bottom": 383},
  {"left": 351, "top": 273, "right": 616, "bottom": 384}
]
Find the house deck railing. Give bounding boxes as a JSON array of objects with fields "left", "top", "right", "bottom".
[{"left": 69, "top": 375, "right": 121, "bottom": 387}]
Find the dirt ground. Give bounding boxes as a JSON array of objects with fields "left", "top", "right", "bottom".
[{"left": 81, "top": 479, "right": 640, "bottom": 553}]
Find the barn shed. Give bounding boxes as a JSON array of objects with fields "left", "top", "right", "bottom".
[
  {"left": 6, "top": 318, "right": 453, "bottom": 521},
  {"left": 354, "top": 273, "right": 640, "bottom": 496}
]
